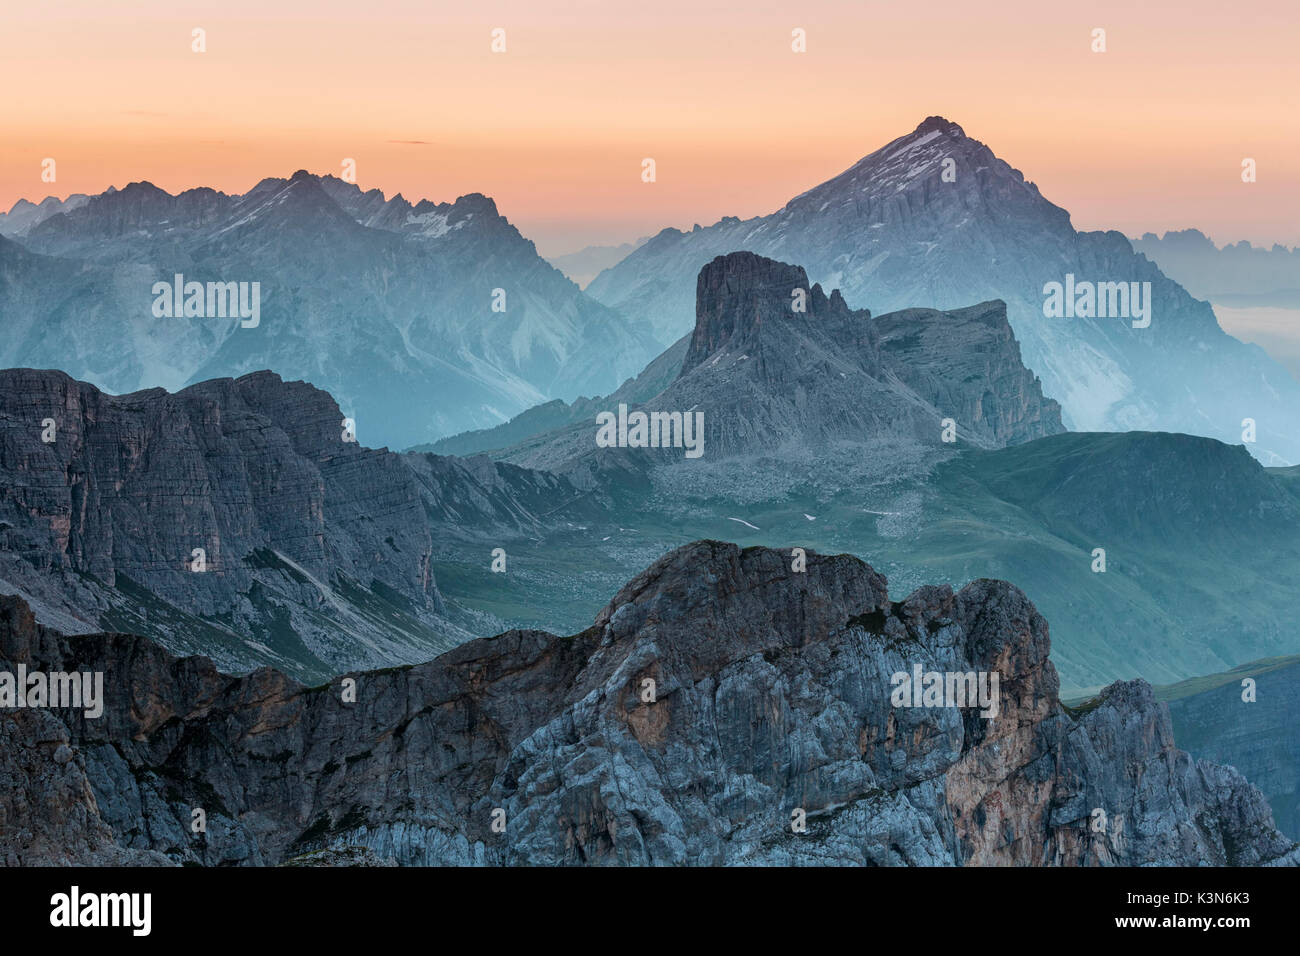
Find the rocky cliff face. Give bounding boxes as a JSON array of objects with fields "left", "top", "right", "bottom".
[
  {"left": 0, "top": 368, "right": 473, "bottom": 681},
  {"left": 2, "top": 543, "right": 1292, "bottom": 867},
  {"left": 874, "top": 301, "right": 1064, "bottom": 446},
  {"left": 0, "top": 367, "right": 634, "bottom": 683},
  {"left": 672, "top": 252, "right": 1062, "bottom": 454}
]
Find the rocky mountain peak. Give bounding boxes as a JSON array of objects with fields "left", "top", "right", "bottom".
[
  {"left": 585, "top": 115, "right": 1300, "bottom": 463},
  {"left": 636, "top": 252, "right": 1061, "bottom": 456},
  {"left": 242, "top": 173, "right": 356, "bottom": 226},
  {"left": 449, "top": 191, "right": 501, "bottom": 218},
  {"left": 799, "top": 112, "right": 1041, "bottom": 215},
  {"left": 913, "top": 114, "right": 966, "bottom": 138},
  {"left": 593, "top": 540, "right": 891, "bottom": 663},
  {"left": 682, "top": 251, "right": 843, "bottom": 375},
  {"left": 118, "top": 180, "right": 168, "bottom": 197}
]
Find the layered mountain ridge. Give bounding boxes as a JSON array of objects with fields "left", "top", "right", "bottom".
[
  {"left": 1133, "top": 229, "right": 1300, "bottom": 304},
  {"left": 0, "top": 172, "right": 658, "bottom": 447},
  {"left": 0, "top": 193, "right": 92, "bottom": 237}
]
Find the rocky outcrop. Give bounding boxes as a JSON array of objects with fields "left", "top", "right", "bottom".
[
  {"left": 507, "top": 252, "right": 1062, "bottom": 477},
  {"left": 0, "top": 704, "right": 169, "bottom": 866},
  {"left": 1, "top": 543, "right": 1292, "bottom": 867},
  {"left": 874, "top": 301, "right": 1064, "bottom": 446}
]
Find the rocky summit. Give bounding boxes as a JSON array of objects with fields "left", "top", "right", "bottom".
[
  {"left": 674, "top": 251, "right": 1063, "bottom": 452},
  {"left": 1, "top": 542, "right": 1293, "bottom": 866},
  {"left": 503, "top": 251, "right": 1063, "bottom": 477}
]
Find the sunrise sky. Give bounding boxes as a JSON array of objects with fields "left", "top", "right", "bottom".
[{"left": 2, "top": 0, "right": 1297, "bottom": 255}]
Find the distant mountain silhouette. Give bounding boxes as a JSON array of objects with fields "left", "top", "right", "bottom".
[{"left": 0, "top": 173, "right": 659, "bottom": 448}]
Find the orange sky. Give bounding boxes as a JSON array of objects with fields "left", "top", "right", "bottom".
[{"left": 2, "top": 0, "right": 1297, "bottom": 254}]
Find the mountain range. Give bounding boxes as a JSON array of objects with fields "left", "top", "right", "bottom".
[
  {"left": 0, "top": 192, "right": 92, "bottom": 237},
  {"left": 586, "top": 117, "right": 1300, "bottom": 465},
  {"left": 0, "top": 172, "right": 657, "bottom": 448},
  {"left": 2, "top": 116, "right": 1298, "bottom": 869},
  {"left": 1133, "top": 229, "right": 1300, "bottom": 306},
  {"left": 5, "top": 119, "right": 1297, "bottom": 463}
]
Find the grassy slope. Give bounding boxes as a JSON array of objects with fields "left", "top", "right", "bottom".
[{"left": 430, "top": 433, "right": 1300, "bottom": 698}]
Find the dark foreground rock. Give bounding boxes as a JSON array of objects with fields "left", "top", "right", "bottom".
[{"left": 0, "top": 542, "right": 1294, "bottom": 866}]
